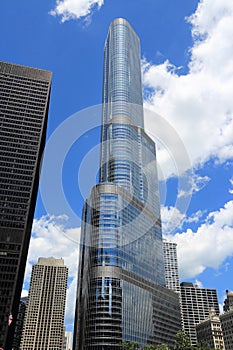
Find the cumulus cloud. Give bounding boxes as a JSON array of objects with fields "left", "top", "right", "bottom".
[
  {"left": 177, "top": 174, "right": 210, "bottom": 198},
  {"left": 23, "top": 215, "right": 80, "bottom": 327},
  {"left": 50, "top": 0, "right": 104, "bottom": 23},
  {"left": 143, "top": 0, "right": 233, "bottom": 177},
  {"left": 161, "top": 206, "right": 185, "bottom": 234},
  {"left": 161, "top": 206, "right": 205, "bottom": 234},
  {"left": 165, "top": 201, "right": 233, "bottom": 279},
  {"left": 184, "top": 210, "right": 204, "bottom": 224}
]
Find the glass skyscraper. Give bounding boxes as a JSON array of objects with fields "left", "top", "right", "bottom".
[{"left": 74, "top": 18, "right": 181, "bottom": 349}]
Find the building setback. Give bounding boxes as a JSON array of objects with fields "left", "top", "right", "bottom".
[
  {"left": 73, "top": 18, "right": 181, "bottom": 350},
  {"left": 196, "top": 307, "right": 225, "bottom": 349},
  {"left": 0, "top": 61, "right": 51, "bottom": 350},
  {"left": 180, "top": 282, "right": 219, "bottom": 346},
  {"left": 20, "top": 257, "right": 68, "bottom": 350}
]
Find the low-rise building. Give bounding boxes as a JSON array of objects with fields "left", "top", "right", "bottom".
[{"left": 196, "top": 307, "right": 225, "bottom": 349}]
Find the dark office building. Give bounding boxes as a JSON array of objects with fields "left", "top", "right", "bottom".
[
  {"left": 0, "top": 61, "right": 51, "bottom": 349},
  {"left": 12, "top": 296, "right": 28, "bottom": 350},
  {"left": 73, "top": 18, "right": 181, "bottom": 350}
]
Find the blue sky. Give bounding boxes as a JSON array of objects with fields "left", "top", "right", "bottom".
[{"left": 1, "top": 0, "right": 233, "bottom": 330}]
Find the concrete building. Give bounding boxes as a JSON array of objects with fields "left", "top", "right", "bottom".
[
  {"left": 0, "top": 61, "right": 51, "bottom": 350},
  {"left": 63, "top": 331, "right": 73, "bottom": 350},
  {"left": 20, "top": 257, "right": 68, "bottom": 350},
  {"left": 196, "top": 307, "right": 225, "bottom": 349},
  {"left": 220, "top": 290, "right": 233, "bottom": 350},
  {"left": 163, "top": 239, "right": 180, "bottom": 293},
  {"left": 180, "top": 282, "right": 219, "bottom": 345},
  {"left": 223, "top": 290, "right": 233, "bottom": 312},
  {"left": 73, "top": 18, "right": 181, "bottom": 350},
  {"left": 220, "top": 311, "right": 233, "bottom": 350},
  {"left": 163, "top": 240, "right": 183, "bottom": 328}
]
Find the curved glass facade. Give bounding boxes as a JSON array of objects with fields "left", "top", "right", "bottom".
[
  {"left": 74, "top": 19, "right": 181, "bottom": 350},
  {"left": 102, "top": 19, "right": 144, "bottom": 126}
]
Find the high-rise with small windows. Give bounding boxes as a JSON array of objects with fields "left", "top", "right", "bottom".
[
  {"left": 73, "top": 18, "right": 181, "bottom": 350},
  {"left": 163, "top": 239, "right": 183, "bottom": 329},
  {"left": 20, "top": 257, "right": 68, "bottom": 350},
  {"left": 180, "top": 282, "right": 219, "bottom": 346},
  {"left": 163, "top": 239, "right": 180, "bottom": 293},
  {"left": 0, "top": 61, "right": 51, "bottom": 350}
]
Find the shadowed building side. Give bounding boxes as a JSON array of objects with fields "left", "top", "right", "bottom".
[{"left": 0, "top": 61, "right": 52, "bottom": 350}]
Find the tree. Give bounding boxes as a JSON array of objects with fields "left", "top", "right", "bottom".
[
  {"left": 155, "top": 345, "right": 170, "bottom": 350},
  {"left": 195, "top": 341, "right": 211, "bottom": 350},
  {"left": 143, "top": 345, "right": 157, "bottom": 350},
  {"left": 143, "top": 344, "right": 169, "bottom": 350},
  {"left": 121, "top": 341, "right": 140, "bottom": 350},
  {"left": 173, "top": 330, "right": 193, "bottom": 350}
]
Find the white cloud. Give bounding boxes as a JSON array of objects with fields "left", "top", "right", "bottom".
[
  {"left": 184, "top": 210, "right": 205, "bottom": 224},
  {"left": 21, "top": 289, "right": 28, "bottom": 298},
  {"left": 177, "top": 174, "right": 210, "bottom": 198},
  {"left": 194, "top": 279, "right": 203, "bottom": 288},
  {"left": 165, "top": 201, "right": 233, "bottom": 279},
  {"left": 65, "top": 275, "right": 78, "bottom": 328},
  {"left": 143, "top": 0, "right": 233, "bottom": 177},
  {"left": 161, "top": 206, "right": 185, "bottom": 234},
  {"left": 50, "top": 0, "right": 104, "bottom": 22},
  {"left": 161, "top": 205, "right": 205, "bottom": 234},
  {"left": 229, "top": 177, "right": 233, "bottom": 194},
  {"left": 23, "top": 215, "right": 81, "bottom": 328}
]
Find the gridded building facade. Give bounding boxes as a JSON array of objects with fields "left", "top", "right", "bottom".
[
  {"left": 0, "top": 61, "right": 51, "bottom": 349},
  {"left": 220, "top": 311, "right": 233, "bottom": 350},
  {"left": 163, "top": 239, "right": 180, "bottom": 293},
  {"left": 73, "top": 18, "right": 181, "bottom": 350},
  {"left": 12, "top": 296, "right": 28, "bottom": 350},
  {"left": 196, "top": 308, "right": 225, "bottom": 349},
  {"left": 20, "top": 257, "right": 68, "bottom": 350},
  {"left": 180, "top": 282, "right": 220, "bottom": 346},
  {"left": 220, "top": 290, "right": 233, "bottom": 350}
]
